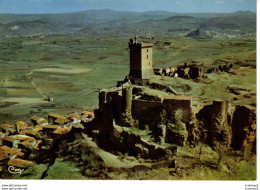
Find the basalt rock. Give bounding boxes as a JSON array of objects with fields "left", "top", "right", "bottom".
[
  {"left": 81, "top": 80, "right": 256, "bottom": 160},
  {"left": 196, "top": 100, "right": 256, "bottom": 156},
  {"left": 231, "top": 105, "right": 256, "bottom": 158}
]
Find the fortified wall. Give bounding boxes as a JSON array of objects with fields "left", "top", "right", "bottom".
[
  {"left": 89, "top": 84, "right": 256, "bottom": 157},
  {"left": 82, "top": 37, "right": 256, "bottom": 160}
]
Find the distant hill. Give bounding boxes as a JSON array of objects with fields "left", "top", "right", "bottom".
[
  {"left": 1, "top": 18, "right": 71, "bottom": 36},
  {"left": 76, "top": 10, "right": 256, "bottom": 37},
  {"left": 199, "top": 12, "right": 256, "bottom": 33},
  {"left": 0, "top": 9, "right": 256, "bottom": 37}
]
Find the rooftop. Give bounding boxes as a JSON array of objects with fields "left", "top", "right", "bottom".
[
  {"left": 1, "top": 124, "right": 14, "bottom": 131},
  {"left": 13, "top": 135, "right": 33, "bottom": 141},
  {"left": 15, "top": 121, "right": 28, "bottom": 128},
  {"left": 31, "top": 116, "right": 48, "bottom": 125},
  {"left": 128, "top": 36, "right": 153, "bottom": 48},
  {"left": 54, "top": 118, "right": 70, "bottom": 125},
  {"left": 53, "top": 126, "right": 72, "bottom": 135},
  {"left": 81, "top": 111, "right": 94, "bottom": 117},
  {"left": 3, "top": 136, "right": 17, "bottom": 143},
  {"left": 8, "top": 158, "right": 34, "bottom": 169},
  {"left": 19, "top": 129, "right": 39, "bottom": 136},
  {"left": 48, "top": 113, "right": 66, "bottom": 119},
  {"left": 42, "top": 124, "right": 59, "bottom": 130},
  {"left": 21, "top": 138, "right": 36, "bottom": 148}
]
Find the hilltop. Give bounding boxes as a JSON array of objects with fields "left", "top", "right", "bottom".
[{"left": 0, "top": 10, "right": 256, "bottom": 37}]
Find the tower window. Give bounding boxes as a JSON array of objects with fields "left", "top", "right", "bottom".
[
  {"left": 147, "top": 49, "right": 149, "bottom": 52},
  {"left": 147, "top": 55, "right": 148, "bottom": 59}
]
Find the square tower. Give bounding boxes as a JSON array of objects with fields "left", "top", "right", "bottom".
[{"left": 128, "top": 36, "right": 154, "bottom": 79}]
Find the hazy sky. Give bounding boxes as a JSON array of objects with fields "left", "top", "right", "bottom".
[{"left": 0, "top": 0, "right": 256, "bottom": 14}]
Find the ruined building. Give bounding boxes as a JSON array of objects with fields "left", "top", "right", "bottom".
[{"left": 81, "top": 37, "right": 256, "bottom": 160}]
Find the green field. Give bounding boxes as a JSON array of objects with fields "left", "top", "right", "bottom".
[{"left": 0, "top": 34, "right": 256, "bottom": 124}]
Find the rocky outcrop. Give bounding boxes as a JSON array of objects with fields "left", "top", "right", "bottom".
[
  {"left": 82, "top": 82, "right": 256, "bottom": 160},
  {"left": 231, "top": 105, "right": 256, "bottom": 157},
  {"left": 165, "top": 110, "right": 189, "bottom": 146},
  {"left": 196, "top": 101, "right": 256, "bottom": 156},
  {"left": 197, "top": 100, "right": 231, "bottom": 152}
]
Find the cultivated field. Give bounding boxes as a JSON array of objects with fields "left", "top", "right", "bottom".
[{"left": 0, "top": 34, "right": 255, "bottom": 123}]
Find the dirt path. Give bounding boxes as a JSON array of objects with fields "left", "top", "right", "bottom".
[{"left": 170, "top": 45, "right": 190, "bottom": 58}]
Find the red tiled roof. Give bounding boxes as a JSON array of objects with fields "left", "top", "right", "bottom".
[
  {"left": 31, "top": 116, "right": 48, "bottom": 125},
  {"left": 8, "top": 159, "right": 34, "bottom": 168},
  {"left": 21, "top": 138, "right": 36, "bottom": 149},
  {"left": 54, "top": 118, "right": 70, "bottom": 125},
  {"left": 31, "top": 115, "right": 40, "bottom": 121},
  {"left": 1, "top": 124, "right": 14, "bottom": 131},
  {"left": 34, "top": 125, "right": 43, "bottom": 131},
  {"left": 13, "top": 135, "right": 33, "bottom": 141},
  {"left": 66, "top": 114, "right": 80, "bottom": 120},
  {"left": 48, "top": 113, "right": 66, "bottom": 119},
  {"left": 3, "top": 136, "right": 17, "bottom": 143},
  {"left": 0, "top": 147, "right": 24, "bottom": 161},
  {"left": 81, "top": 111, "right": 94, "bottom": 117},
  {"left": 53, "top": 126, "right": 72, "bottom": 135},
  {"left": 0, "top": 146, "right": 11, "bottom": 151},
  {"left": 5, "top": 148, "right": 24, "bottom": 157},
  {"left": 19, "top": 130, "right": 39, "bottom": 136},
  {"left": 42, "top": 124, "right": 59, "bottom": 129},
  {"left": 15, "top": 121, "right": 28, "bottom": 128}
]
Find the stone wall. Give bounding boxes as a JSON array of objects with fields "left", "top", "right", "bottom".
[{"left": 83, "top": 85, "right": 256, "bottom": 158}]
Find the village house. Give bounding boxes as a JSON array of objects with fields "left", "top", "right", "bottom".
[
  {"left": 19, "top": 129, "right": 41, "bottom": 139},
  {"left": 0, "top": 124, "right": 16, "bottom": 135},
  {"left": 15, "top": 121, "right": 29, "bottom": 133},
  {"left": 13, "top": 135, "right": 33, "bottom": 142},
  {"left": 42, "top": 124, "right": 59, "bottom": 136},
  {"left": 53, "top": 126, "right": 72, "bottom": 135},
  {"left": 81, "top": 111, "right": 95, "bottom": 122},
  {"left": 53, "top": 117, "right": 70, "bottom": 126},
  {"left": 34, "top": 125, "right": 43, "bottom": 132},
  {"left": 48, "top": 113, "right": 67, "bottom": 124},
  {"left": 31, "top": 116, "right": 48, "bottom": 126},
  {"left": 19, "top": 138, "right": 37, "bottom": 150},
  {"left": 6, "top": 148, "right": 24, "bottom": 159},
  {"left": 7, "top": 158, "right": 34, "bottom": 169},
  {"left": 66, "top": 113, "right": 81, "bottom": 124},
  {"left": 0, "top": 146, "right": 24, "bottom": 161},
  {"left": 2, "top": 136, "right": 19, "bottom": 148}
]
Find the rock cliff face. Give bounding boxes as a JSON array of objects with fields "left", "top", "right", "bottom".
[
  {"left": 231, "top": 105, "right": 256, "bottom": 157},
  {"left": 196, "top": 101, "right": 256, "bottom": 156},
  {"left": 196, "top": 100, "right": 232, "bottom": 152},
  {"left": 82, "top": 83, "right": 256, "bottom": 160}
]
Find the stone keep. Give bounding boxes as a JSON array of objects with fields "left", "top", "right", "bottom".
[{"left": 128, "top": 36, "right": 154, "bottom": 79}]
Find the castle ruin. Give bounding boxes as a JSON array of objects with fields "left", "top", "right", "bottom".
[{"left": 84, "top": 37, "right": 256, "bottom": 160}]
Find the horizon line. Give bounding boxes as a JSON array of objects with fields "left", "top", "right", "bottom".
[{"left": 0, "top": 8, "right": 256, "bottom": 15}]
